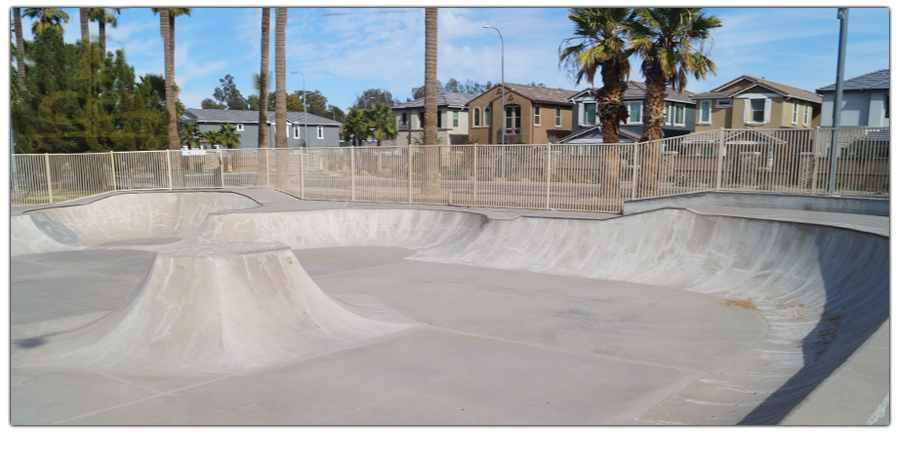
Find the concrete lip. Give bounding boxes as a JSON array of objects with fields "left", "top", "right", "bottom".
[{"left": 9, "top": 189, "right": 889, "bottom": 425}]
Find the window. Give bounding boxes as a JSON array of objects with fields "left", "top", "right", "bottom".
[
  {"left": 555, "top": 108, "right": 561, "bottom": 126},
  {"left": 627, "top": 102, "right": 642, "bottom": 124},
  {"left": 418, "top": 111, "right": 424, "bottom": 127},
  {"left": 584, "top": 103, "right": 596, "bottom": 125},
  {"left": 803, "top": 104, "right": 810, "bottom": 126},
  {"left": 505, "top": 105, "right": 521, "bottom": 132},
  {"left": 674, "top": 105, "right": 685, "bottom": 126},
  {"left": 437, "top": 111, "right": 442, "bottom": 128},
  {"left": 885, "top": 94, "right": 889, "bottom": 118},
  {"left": 401, "top": 112, "right": 408, "bottom": 126},
  {"left": 485, "top": 108, "right": 491, "bottom": 126},
  {"left": 534, "top": 106, "right": 541, "bottom": 125},
  {"left": 663, "top": 103, "right": 671, "bottom": 124},
  {"left": 293, "top": 125, "right": 301, "bottom": 139},
  {"left": 699, "top": 101, "right": 710, "bottom": 124},
  {"left": 473, "top": 108, "right": 480, "bottom": 126},
  {"left": 236, "top": 124, "right": 244, "bottom": 131},
  {"left": 317, "top": 126, "right": 324, "bottom": 139},
  {"left": 453, "top": 111, "right": 459, "bottom": 127},
  {"left": 751, "top": 100, "right": 765, "bottom": 123},
  {"left": 715, "top": 99, "right": 732, "bottom": 108},
  {"left": 792, "top": 102, "right": 799, "bottom": 124}
]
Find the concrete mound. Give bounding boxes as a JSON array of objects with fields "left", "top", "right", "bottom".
[
  {"left": 11, "top": 192, "right": 259, "bottom": 255},
  {"left": 22, "top": 242, "right": 412, "bottom": 371}
]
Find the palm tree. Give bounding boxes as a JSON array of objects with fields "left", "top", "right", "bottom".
[
  {"left": 366, "top": 103, "right": 398, "bottom": 147},
  {"left": 179, "top": 123, "right": 201, "bottom": 149},
  {"left": 23, "top": 8, "right": 69, "bottom": 36},
  {"left": 342, "top": 109, "right": 369, "bottom": 147},
  {"left": 422, "top": 7, "right": 440, "bottom": 195},
  {"left": 626, "top": 8, "right": 721, "bottom": 197},
  {"left": 257, "top": 8, "right": 270, "bottom": 185},
  {"left": 153, "top": 8, "right": 191, "bottom": 150},
  {"left": 80, "top": 8, "right": 89, "bottom": 42},
  {"left": 13, "top": 8, "right": 26, "bottom": 93},
  {"left": 89, "top": 8, "right": 120, "bottom": 55},
  {"left": 274, "top": 8, "right": 289, "bottom": 189},
  {"left": 202, "top": 130, "right": 221, "bottom": 149},
  {"left": 559, "top": 8, "right": 633, "bottom": 196}
]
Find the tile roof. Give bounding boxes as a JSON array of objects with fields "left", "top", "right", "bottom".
[
  {"left": 391, "top": 92, "right": 480, "bottom": 110},
  {"left": 817, "top": 69, "right": 890, "bottom": 92},
  {"left": 690, "top": 75, "right": 821, "bottom": 103},
  {"left": 183, "top": 108, "right": 342, "bottom": 126},
  {"left": 568, "top": 81, "right": 695, "bottom": 104},
  {"left": 502, "top": 83, "right": 580, "bottom": 106}
]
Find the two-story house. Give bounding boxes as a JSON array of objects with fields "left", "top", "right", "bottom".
[
  {"left": 466, "top": 83, "right": 577, "bottom": 144},
  {"left": 690, "top": 75, "right": 822, "bottom": 132},
  {"left": 562, "top": 81, "right": 696, "bottom": 143},
  {"left": 181, "top": 109, "right": 342, "bottom": 149},
  {"left": 817, "top": 69, "right": 889, "bottom": 127},
  {"left": 391, "top": 92, "right": 478, "bottom": 146}
]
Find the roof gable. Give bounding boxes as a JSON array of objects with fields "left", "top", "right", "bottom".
[{"left": 391, "top": 92, "right": 479, "bottom": 110}]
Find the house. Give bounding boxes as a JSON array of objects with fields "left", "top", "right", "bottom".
[
  {"left": 391, "top": 92, "right": 479, "bottom": 146},
  {"left": 466, "top": 83, "right": 578, "bottom": 144},
  {"left": 559, "top": 127, "right": 641, "bottom": 144},
  {"left": 181, "top": 108, "right": 342, "bottom": 149},
  {"left": 690, "top": 75, "right": 822, "bottom": 132},
  {"left": 816, "top": 69, "right": 889, "bottom": 127},
  {"left": 566, "top": 81, "right": 696, "bottom": 143}
]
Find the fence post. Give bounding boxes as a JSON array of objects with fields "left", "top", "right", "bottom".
[
  {"left": 110, "top": 152, "right": 117, "bottom": 192},
  {"left": 810, "top": 127, "right": 821, "bottom": 194},
  {"left": 472, "top": 143, "right": 478, "bottom": 206},
  {"left": 218, "top": 150, "right": 225, "bottom": 188},
  {"left": 715, "top": 127, "right": 726, "bottom": 190},
  {"left": 827, "top": 127, "right": 839, "bottom": 193},
  {"left": 299, "top": 148, "right": 305, "bottom": 199},
  {"left": 407, "top": 145, "right": 413, "bottom": 204},
  {"left": 350, "top": 145, "right": 356, "bottom": 201},
  {"left": 165, "top": 150, "right": 173, "bottom": 190},
  {"left": 631, "top": 142, "right": 639, "bottom": 199},
  {"left": 44, "top": 153, "right": 54, "bottom": 205},
  {"left": 265, "top": 148, "right": 271, "bottom": 187},
  {"left": 545, "top": 143, "right": 551, "bottom": 210}
]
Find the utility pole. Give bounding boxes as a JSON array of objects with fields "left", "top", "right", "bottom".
[{"left": 827, "top": 7, "right": 849, "bottom": 193}]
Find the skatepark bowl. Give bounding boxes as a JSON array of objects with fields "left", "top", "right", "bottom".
[{"left": 10, "top": 188, "right": 889, "bottom": 425}]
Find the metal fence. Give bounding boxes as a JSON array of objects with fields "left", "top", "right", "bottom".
[{"left": 10, "top": 127, "right": 890, "bottom": 212}]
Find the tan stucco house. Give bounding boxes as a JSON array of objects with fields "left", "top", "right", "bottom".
[
  {"left": 466, "top": 83, "right": 578, "bottom": 144},
  {"left": 690, "top": 75, "right": 822, "bottom": 132}
]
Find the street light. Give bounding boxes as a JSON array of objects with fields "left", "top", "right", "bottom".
[
  {"left": 290, "top": 70, "right": 308, "bottom": 149},
  {"left": 484, "top": 25, "right": 505, "bottom": 180}
]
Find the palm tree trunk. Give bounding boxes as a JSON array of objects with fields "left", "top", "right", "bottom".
[
  {"left": 99, "top": 17, "right": 106, "bottom": 55},
  {"left": 80, "top": 8, "right": 89, "bottom": 42},
  {"left": 258, "top": 8, "right": 270, "bottom": 186},
  {"left": 422, "top": 7, "right": 440, "bottom": 195},
  {"left": 638, "top": 57, "right": 666, "bottom": 198},
  {"left": 598, "top": 62, "right": 628, "bottom": 197},
  {"left": 161, "top": 8, "right": 179, "bottom": 151},
  {"left": 274, "top": 8, "right": 289, "bottom": 190},
  {"left": 13, "top": 8, "right": 27, "bottom": 93}
]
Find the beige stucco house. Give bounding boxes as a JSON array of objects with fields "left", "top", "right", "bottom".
[
  {"left": 466, "top": 83, "right": 577, "bottom": 144},
  {"left": 690, "top": 75, "right": 822, "bottom": 132}
]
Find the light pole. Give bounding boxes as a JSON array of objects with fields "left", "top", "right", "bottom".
[
  {"left": 484, "top": 25, "right": 505, "bottom": 180},
  {"left": 828, "top": 8, "right": 849, "bottom": 193},
  {"left": 290, "top": 70, "right": 308, "bottom": 148}
]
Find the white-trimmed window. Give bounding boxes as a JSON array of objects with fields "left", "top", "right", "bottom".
[
  {"left": 505, "top": 105, "right": 521, "bottom": 132},
  {"left": 792, "top": 102, "right": 799, "bottom": 124},
  {"left": 715, "top": 99, "right": 732, "bottom": 108},
  {"left": 236, "top": 123, "right": 244, "bottom": 131},
  {"left": 555, "top": 108, "right": 561, "bottom": 126},
  {"left": 627, "top": 102, "right": 642, "bottom": 124},
  {"left": 803, "top": 104, "right": 811, "bottom": 126},
  {"left": 453, "top": 111, "right": 459, "bottom": 127},
  {"left": 401, "top": 112, "right": 408, "bottom": 126},
  {"left": 663, "top": 103, "right": 671, "bottom": 124},
  {"left": 583, "top": 103, "right": 596, "bottom": 125},
  {"left": 534, "top": 106, "right": 541, "bottom": 125},
  {"left": 473, "top": 108, "right": 480, "bottom": 127},
  {"left": 317, "top": 126, "right": 324, "bottom": 139},
  {"left": 699, "top": 101, "right": 711, "bottom": 124},
  {"left": 293, "top": 125, "right": 301, "bottom": 139},
  {"left": 485, "top": 108, "right": 491, "bottom": 126},
  {"left": 673, "top": 105, "right": 685, "bottom": 126},
  {"left": 751, "top": 100, "right": 765, "bottom": 123}
]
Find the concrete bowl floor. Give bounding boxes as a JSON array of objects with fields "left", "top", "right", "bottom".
[{"left": 9, "top": 189, "right": 889, "bottom": 426}]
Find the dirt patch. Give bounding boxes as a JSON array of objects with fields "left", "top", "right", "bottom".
[{"left": 722, "top": 299, "right": 758, "bottom": 312}]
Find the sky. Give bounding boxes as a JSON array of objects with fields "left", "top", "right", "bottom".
[{"left": 14, "top": 5, "right": 890, "bottom": 114}]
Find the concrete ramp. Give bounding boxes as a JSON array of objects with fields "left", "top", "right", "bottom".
[
  {"left": 11, "top": 192, "right": 259, "bottom": 255},
  {"left": 22, "top": 242, "right": 412, "bottom": 371}
]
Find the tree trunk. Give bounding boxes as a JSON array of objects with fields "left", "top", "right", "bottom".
[
  {"left": 80, "top": 8, "right": 89, "bottom": 42},
  {"left": 638, "top": 55, "right": 666, "bottom": 198},
  {"left": 258, "top": 8, "right": 270, "bottom": 186},
  {"left": 13, "top": 8, "right": 27, "bottom": 93},
  {"left": 274, "top": 8, "right": 289, "bottom": 190},
  {"left": 597, "top": 62, "right": 628, "bottom": 197},
  {"left": 161, "top": 9, "right": 179, "bottom": 151},
  {"left": 422, "top": 7, "right": 440, "bottom": 195},
  {"left": 99, "top": 17, "right": 106, "bottom": 55}
]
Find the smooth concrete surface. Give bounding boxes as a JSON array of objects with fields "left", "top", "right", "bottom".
[
  {"left": 9, "top": 188, "right": 889, "bottom": 425},
  {"left": 623, "top": 191, "right": 890, "bottom": 217}
]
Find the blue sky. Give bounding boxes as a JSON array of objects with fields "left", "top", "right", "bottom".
[{"left": 18, "top": 6, "right": 890, "bottom": 112}]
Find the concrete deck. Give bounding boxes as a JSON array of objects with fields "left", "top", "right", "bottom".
[{"left": 9, "top": 188, "right": 890, "bottom": 425}]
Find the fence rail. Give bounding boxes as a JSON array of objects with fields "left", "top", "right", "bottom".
[{"left": 10, "top": 127, "right": 890, "bottom": 212}]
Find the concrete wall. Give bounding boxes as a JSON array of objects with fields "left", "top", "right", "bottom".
[{"left": 623, "top": 191, "right": 889, "bottom": 216}]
